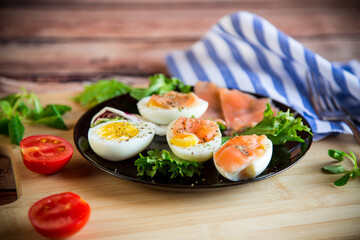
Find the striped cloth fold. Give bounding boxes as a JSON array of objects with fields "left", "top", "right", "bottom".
[{"left": 165, "top": 11, "right": 360, "bottom": 141}]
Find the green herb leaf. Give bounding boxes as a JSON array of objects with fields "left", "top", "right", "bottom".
[
  {"left": 328, "top": 149, "right": 346, "bottom": 162},
  {"left": 217, "top": 122, "right": 226, "bottom": 132},
  {"left": 135, "top": 149, "right": 203, "bottom": 179},
  {"left": 0, "top": 100, "right": 12, "bottom": 117},
  {"left": 334, "top": 172, "right": 351, "bottom": 186},
  {"left": 8, "top": 115, "right": 25, "bottom": 145},
  {"left": 0, "top": 89, "right": 72, "bottom": 145},
  {"left": 32, "top": 104, "right": 71, "bottom": 129},
  {"left": 323, "top": 149, "right": 359, "bottom": 186},
  {"left": 221, "top": 136, "right": 230, "bottom": 145},
  {"left": 240, "top": 103, "right": 312, "bottom": 145},
  {"left": 0, "top": 118, "right": 9, "bottom": 135},
  {"left": 350, "top": 169, "right": 360, "bottom": 179},
  {"left": 322, "top": 165, "right": 346, "bottom": 174}
]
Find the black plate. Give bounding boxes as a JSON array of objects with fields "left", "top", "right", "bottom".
[{"left": 73, "top": 93, "right": 312, "bottom": 190}]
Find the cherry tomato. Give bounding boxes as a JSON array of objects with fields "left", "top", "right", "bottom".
[
  {"left": 28, "top": 192, "right": 91, "bottom": 239},
  {"left": 20, "top": 135, "right": 73, "bottom": 174}
]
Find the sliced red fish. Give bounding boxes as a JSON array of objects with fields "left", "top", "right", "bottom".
[
  {"left": 214, "top": 134, "right": 268, "bottom": 173},
  {"left": 148, "top": 91, "right": 198, "bottom": 109},
  {"left": 194, "top": 81, "right": 224, "bottom": 121},
  {"left": 172, "top": 116, "right": 218, "bottom": 143},
  {"left": 219, "top": 88, "right": 270, "bottom": 131}
]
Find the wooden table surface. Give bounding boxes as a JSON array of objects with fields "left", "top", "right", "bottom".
[{"left": 1, "top": 1, "right": 360, "bottom": 239}]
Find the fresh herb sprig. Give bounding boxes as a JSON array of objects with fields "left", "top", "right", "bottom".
[
  {"left": 73, "top": 74, "right": 191, "bottom": 108},
  {"left": 322, "top": 149, "right": 360, "bottom": 186},
  {"left": 135, "top": 149, "right": 203, "bottom": 179},
  {"left": 0, "top": 89, "right": 71, "bottom": 145},
  {"left": 239, "top": 103, "right": 312, "bottom": 145}
]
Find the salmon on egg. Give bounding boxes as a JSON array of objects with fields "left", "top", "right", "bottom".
[
  {"left": 137, "top": 91, "right": 208, "bottom": 125},
  {"left": 88, "top": 120, "right": 155, "bottom": 161},
  {"left": 213, "top": 135, "right": 273, "bottom": 181},
  {"left": 166, "top": 117, "right": 222, "bottom": 162}
]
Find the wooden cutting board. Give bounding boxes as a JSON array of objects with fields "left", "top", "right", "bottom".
[{"left": 1, "top": 91, "right": 360, "bottom": 240}]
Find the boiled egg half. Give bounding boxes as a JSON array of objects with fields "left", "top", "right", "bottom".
[
  {"left": 213, "top": 134, "right": 273, "bottom": 181},
  {"left": 137, "top": 91, "right": 208, "bottom": 125},
  {"left": 166, "top": 117, "right": 222, "bottom": 162},
  {"left": 88, "top": 119, "right": 155, "bottom": 161}
]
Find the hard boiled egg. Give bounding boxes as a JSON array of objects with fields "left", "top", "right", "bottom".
[
  {"left": 91, "top": 106, "right": 167, "bottom": 136},
  {"left": 137, "top": 91, "right": 208, "bottom": 125},
  {"left": 166, "top": 117, "right": 222, "bottom": 162},
  {"left": 88, "top": 120, "right": 155, "bottom": 161},
  {"left": 213, "top": 135, "right": 273, "bottom": 181}
]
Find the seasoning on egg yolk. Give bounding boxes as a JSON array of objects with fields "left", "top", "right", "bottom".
[
  {"left": 147, "top": 91, "right": 198, "bottom": 109},
  {"left": 169, "top": 132, "right": 199, "bottom": 147},
  {"left": 96, "top": 122, "right": 139, "bottom": 141}
]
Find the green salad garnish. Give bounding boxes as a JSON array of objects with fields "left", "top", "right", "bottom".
[
  {"left": 239, "top": 103, "right": 312, "bottom": 145},
  {"left": 323, "top": 149, "right": 360, "bottom": 186},
  {"left": 135, "top": 149, "right": 203, "bottom": 179},
  {"left": 73, "top": 73, "right": 191, "bottom": 108},
  {"left": 0, "top": 88, "right": 71, "bottom": 145}
]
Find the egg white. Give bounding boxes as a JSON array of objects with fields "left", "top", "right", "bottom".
[
  {"left": 91, "top": 106, "right": 167, "bottom": 136},
  {"left": 88, "top": 120, "right": 155, "bottom": 161},
  {"left": 214, "top": 136, "right": 273, "bottom": 181},
  {"left": 137, "top": 95, "right": 208, "bottom": 125},
  {"left": 166, "top": 119, "right": 222, "bottom": 162}
]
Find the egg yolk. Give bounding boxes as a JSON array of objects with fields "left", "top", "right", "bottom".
[
  {"left": 97, "top": 122, "right": 139, "bottom": 141},
  {"left": 170, "top": 133, "right": 199, "bottom": 147}
]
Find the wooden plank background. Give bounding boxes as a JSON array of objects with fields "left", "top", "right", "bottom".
[
  {"left": 0, "top": 0, "right": 359, "bottom": 95},
  {"left": 1, "top": 2, "right": 360, "bottom": 238}
]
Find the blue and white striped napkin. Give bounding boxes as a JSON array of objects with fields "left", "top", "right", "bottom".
[{"left": 166, "top": 11, "right": 360, "bottom": 141}]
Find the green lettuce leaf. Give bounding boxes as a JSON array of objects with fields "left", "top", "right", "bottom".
[
  {"left": 135, "top": 149, "right": 203, "bottom": 179},
  {"left": 130, "top": 74, "right": 191, "bottom": 100},
  {"left": 240, "top": 103, "right": 312, "bottom": 145},
  {"left": 73, "top": 74, "right": 191, "bottom": 108},
  {"left": 73, "top": 79, "right": 132, "bottom": 108}
]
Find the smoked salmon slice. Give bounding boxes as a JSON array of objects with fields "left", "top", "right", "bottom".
[
  {"left": 214, "top": 135, "right": 268, "bottom": 173},
  {"left": 213, "top": 134, "right": 273, "bottom": 181},
  {"left": 172, "top": 116, "right": 218, "bottom": 143},
  {"left": 194, "top": 81, "right": 224, "bottom": 121},
  {"left": 148, "top": 91, "right": 198, "bottom": 109},
  {"left": 219, "top": 88, "right": 270, "bottom": 131},
  {"left": 195, "top": 81, "right": 274, "bottom": 132}
]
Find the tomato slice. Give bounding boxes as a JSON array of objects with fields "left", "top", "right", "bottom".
[
  {"left": 20, "top": 135, "right": 73, "bottom": 174},
  {"left": 28, "top": 192, "right": 91, "bottom": 239}
]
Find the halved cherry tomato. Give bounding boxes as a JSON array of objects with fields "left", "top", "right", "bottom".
[
  {"left": 28, "top": 192, "right": 91, "bottom": 239},
  {"left": 20, "top": 135, "right": 73, "bottom": 174}
]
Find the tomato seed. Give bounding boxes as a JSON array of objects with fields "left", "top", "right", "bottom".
[{"left": 56, "top": 147, "right": 65, "bottom": 151}]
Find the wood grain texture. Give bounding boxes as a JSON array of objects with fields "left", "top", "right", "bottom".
[
  {"left": 1, "top": 8, "right": 359, "bottom": 40},
  {"left": 0, "top": 37, "right": 359, "bottom": 79},
  {"left": 0, "top": 2, "right": 360, "bottom": 238},
  {"left": 0, "top": 0, "right": 359, "bottom": 86},
  {"left": 0, "top": 91, "right": 359, "bottom": 240}
]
